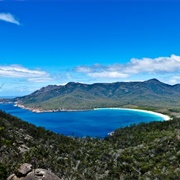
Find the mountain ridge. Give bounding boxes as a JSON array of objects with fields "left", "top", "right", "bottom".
[{"left": 15, "top": 79, "right": 180, "bottom": 112}]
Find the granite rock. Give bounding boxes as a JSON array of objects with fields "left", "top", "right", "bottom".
[{"left": 7, "top": 163, "right": 61, "bottom": 180}]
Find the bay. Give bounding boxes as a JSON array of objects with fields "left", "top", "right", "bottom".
[{"left": 0, "top": 104, "right": 164, "bottom": 138}]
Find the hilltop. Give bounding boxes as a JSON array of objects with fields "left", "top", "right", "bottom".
[{"left": 15, "top": 79, "right": 180, "bottom": 113}]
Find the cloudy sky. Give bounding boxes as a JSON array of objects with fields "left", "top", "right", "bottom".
[{"left": 0, "top": 0, "right": 180, "bottom": 96}]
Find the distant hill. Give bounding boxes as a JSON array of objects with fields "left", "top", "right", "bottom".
[{"left": 15, "top": 79, "right": 180, "bottom": 111}]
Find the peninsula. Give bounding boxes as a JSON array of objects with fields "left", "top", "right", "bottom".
[{"left": 14, "top": 79, "right": 180, "bottom": 116}]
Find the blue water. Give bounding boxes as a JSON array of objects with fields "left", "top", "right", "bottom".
[{"left": 0, "top": 104, "right": 164, "bottom": 138}]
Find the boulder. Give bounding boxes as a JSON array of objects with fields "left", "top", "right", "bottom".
[
  {"left": 16, "top": 163, "right": 32, "bottom": 176},
  {"left": 7, "top": 163, "right": 61, "bottom": 180},
  {"left": 18, "top": 144, "right": 29, "bottom": 154}
]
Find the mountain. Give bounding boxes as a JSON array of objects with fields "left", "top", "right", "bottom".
[
  {"left": 15, "top": 79, "right": 180, "bottom": 111},
  {"left": 1, "top": 110, "right": 180, "bottom": 179}
]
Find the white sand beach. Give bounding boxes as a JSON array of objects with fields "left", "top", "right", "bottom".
[{"left": 94, "top": 108, "right": 171, "bottom": 121}]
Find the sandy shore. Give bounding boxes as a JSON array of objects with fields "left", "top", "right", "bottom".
[
  {"left": 14, "top": 103, "right": 172, "bottom": 121},
  {"left": 94, "top": 107, "right": 171, "bottom": 121},
  {"left": 95, "top": 107, "right": 172, "bottom": 137}
]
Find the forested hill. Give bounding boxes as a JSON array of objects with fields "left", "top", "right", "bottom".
[
  {"left": 15, "top": 79, "right": 180, "bottom": 111},
  {"left": 0, "top": 110, "right": 180, "bottom": 179}
]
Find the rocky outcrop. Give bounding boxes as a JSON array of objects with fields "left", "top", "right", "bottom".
[{"left": 7, "top": 163, "right": 61, "bottom": 180}]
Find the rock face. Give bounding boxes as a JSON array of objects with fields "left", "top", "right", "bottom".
[{"left": 7, "top": 163, "right": 61, "bottom": 180}]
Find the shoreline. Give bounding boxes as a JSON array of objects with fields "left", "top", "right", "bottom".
[
  {"left": 14, "top": 103, "right": 171, "bottom": 121},
  {"left": 95, "top": 107, "right": 171, "bottom": 137},
  {"left": 4, "top": 103, "right": 173, "bottom": 138},
  {"left": 14, "top": 103, "right": 91, "bottom": 113},
  {"left": 94, "top": 107, "right": 171, "bottom": 121}
]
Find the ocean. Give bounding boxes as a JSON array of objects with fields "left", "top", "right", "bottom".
[{"left": 0, "top": 103, "right": 164, "bottom": 138}]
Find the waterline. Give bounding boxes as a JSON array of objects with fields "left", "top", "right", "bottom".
[
  {"left": 94, "top": 108, "right": 171, "bottom": 121},
  {"left": 0, "top": 104, "right": 170, "bottom": 138}
]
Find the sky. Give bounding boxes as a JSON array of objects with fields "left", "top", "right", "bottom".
[{"left": 0, "top": 0, "right": 180, "bottom": 96}]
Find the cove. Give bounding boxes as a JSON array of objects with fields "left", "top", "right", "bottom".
[{"left": 0, "top": 104, "right": 168, "bottom": 138}]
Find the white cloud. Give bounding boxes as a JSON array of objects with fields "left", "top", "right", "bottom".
[
  {"left": 75, "top": 66, "right": 92, "bottom": 73},
  {"left": 0, "top": 65, "right": 51, "bottom": 82},
  {"left": 76, "top": 54, "right": 180, "bottom": 80},
  {"left": 27, "top": 77, "right": 52, "bottom": 83},
  {"left": 126, "top": 54, "right": 180, "bottom": 74},
  {"left": 88, "top": 72, "right": 128, "bottom": 79},
  {"left": 169, "top": 76, "right": 180, "bottom": 84},
  {"left": 0, "top": 13, "right": 20, "bottom": 25}
]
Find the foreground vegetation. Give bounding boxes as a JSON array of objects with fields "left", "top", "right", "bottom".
[{"left": 0, "top": 110, "right": 180, "bottom": 179}]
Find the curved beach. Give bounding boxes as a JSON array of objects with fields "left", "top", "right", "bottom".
[
  {"left": 94, "top": 108, "right": 171, "bottom": 121},
  {"left": 0, "top": 103, "right": 173, "bottom": 138}
]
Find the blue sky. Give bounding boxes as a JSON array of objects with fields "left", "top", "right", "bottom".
[{"left": 0, "top": 0, "right": 180, "bottom": 96}]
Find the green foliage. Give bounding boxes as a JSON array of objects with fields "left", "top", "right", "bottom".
[
  {"left": 0, "top": 164, "right": 7, "bottom": 179},
  {"left": 0, "top": 110, "right": 180, "bottom": 179}
]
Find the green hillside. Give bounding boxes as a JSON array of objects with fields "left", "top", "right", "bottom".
[
  {"left": 0, "top": 110, "right": 180, "bottom": 179},
  {"left": 15, "top": 79, "right": 180, "bottom": 112}
]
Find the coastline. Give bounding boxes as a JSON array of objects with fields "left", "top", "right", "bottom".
[
  {"left": 94, "top": 107, "right": 171, "bottom": 121},
  {"left": 14, "top": 103, "right": 45, "bottom": 113},
  {"left": 14, "top": 103, "right": 171, "bottom": 121},
  {"left": 5, "top": 103, "right": 173, "bottom": 137},
  {"left": 14, "top": 103, "right": 91, "bottom": 113},
  {"left": 95, "top": 107, "right": 171, "bottom": 137}
]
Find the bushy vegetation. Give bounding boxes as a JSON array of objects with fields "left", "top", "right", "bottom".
[{"left": 0, "top": 110, "right": 180, "bottom": 179}]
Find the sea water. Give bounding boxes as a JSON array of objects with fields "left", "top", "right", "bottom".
[{"left": 0, "top": 103, "right": 164, "bottom": 138}]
